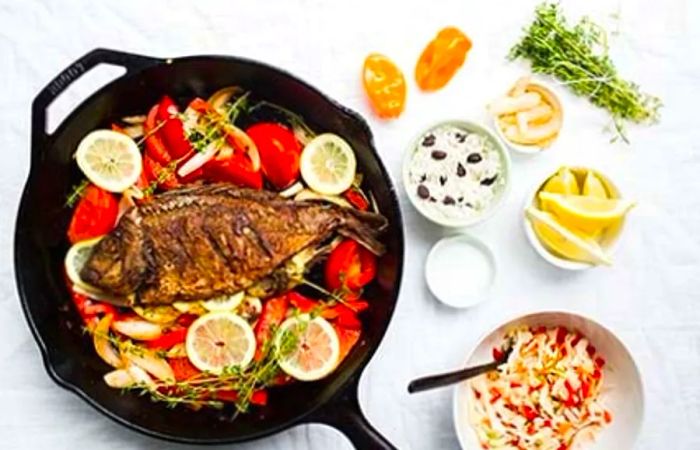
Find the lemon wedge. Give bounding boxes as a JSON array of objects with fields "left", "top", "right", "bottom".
[
  {"left": 582, "top": 171, "right": 608, "bottom": 199},
  {"left": 526, "top": 208, "right": 612, "bottom": 265},
  {"left": 542, "top": 167, "right": 579, "bottom": 195},
  {"left": 538, "top": 192, "right": 634, "bottom": 234}
]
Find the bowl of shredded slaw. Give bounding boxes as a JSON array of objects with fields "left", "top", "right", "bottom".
[{"left": 453, "top": 311, "right": 643, "bottom": 450}]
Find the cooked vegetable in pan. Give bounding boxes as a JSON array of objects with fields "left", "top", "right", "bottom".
[{"left": 63, "top": 88, "right": 387, "bottom": 414}]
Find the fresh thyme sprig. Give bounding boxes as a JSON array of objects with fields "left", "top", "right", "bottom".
[
  {"left": 142, "top": 160, "right": 179, "bottom": 197},
  {"left": 65, "top": 179, "right": 90, "bottom": 207},
  {"left": 509, "top": 2, "right": 662, "bottom": 143},
  {"left": 111, "top": 318, "right": 305, "bottom": 413},
  {"left": 300, "top": 278, "right": 352, "bottom": 307}
]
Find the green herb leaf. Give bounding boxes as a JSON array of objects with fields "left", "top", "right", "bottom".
[{"left": 509, "top": 2, "right": 662, "bottom": 142}]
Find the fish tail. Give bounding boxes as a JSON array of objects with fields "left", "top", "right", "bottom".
[{"left": 339, "top": 209, "right": 388, "bottom": 255}]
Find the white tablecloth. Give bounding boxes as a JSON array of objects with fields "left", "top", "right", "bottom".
[{"left": 1, "top": 0, "right": 699, "bottom": 448}]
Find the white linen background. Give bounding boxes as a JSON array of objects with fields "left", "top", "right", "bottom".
[{"left": 1, "top": 0, "right": 699, "bottom": 448}]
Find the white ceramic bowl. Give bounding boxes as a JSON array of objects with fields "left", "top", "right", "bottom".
[
  {"left": 425, "top": 235, "right": 496, "bottom": 308},
  {"left": 453, "top": 311, "right": 644, "bottom": 450},
  {"left": 403, "top": 120, "right": 512, "bottom": 228},
  {"left": 523, "top": 167, "right": 627, "bottom": 270},
  {"left": 491, "top": 80, "right": 563, "bottom": 155}
]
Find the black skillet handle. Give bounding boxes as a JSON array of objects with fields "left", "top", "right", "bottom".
[
  {"left": 309, "top": 375, "right": 397, "bottom": 450},
  {"left": 30, "top": 48, "right": 162, "bottom": 159}
]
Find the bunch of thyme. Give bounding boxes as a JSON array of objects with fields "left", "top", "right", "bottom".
[{"left": 509, "top": 2, "right": 662, "bottom": 143}]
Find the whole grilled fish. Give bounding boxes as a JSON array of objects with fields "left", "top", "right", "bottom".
[{"left": 80, "top": 183, "right": 387, "bottom": 305}]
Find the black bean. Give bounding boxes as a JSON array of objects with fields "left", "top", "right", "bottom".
[
  {"left": 420, "top": 174, "right": 427, "bottom": 183},
  {"left": 439, "top": 176, "right": 447, "bottom": 186},
  {"left": 431, "top": 150, "right": 447, "bottom": 160},
  {"left": 456, "top": 163, "right": 466, "bottom": 177},
  {"left": 467, "top": 153, "right": 482, "bottom": 164},
  {"left": 466, "top": 202, "right": 474, "bottom": 208},
  {"left": 443, "top": 196, "right": 456, "bottom": 205},
  {"left": 458, "top": 197, "right": 464, "bottom": 202},
  {"left": 422, "top": 134, "right": 436, "bottom": 147},
  {"left": 429, "top": 196, "right": 437, "bottom": 203},
  {"left": 417, "top": 184, "right": 430, "bottom": 199},
  {"left": 481, "top": 174, "right": 498, "bottom": 186},
  {"left": 455, "top": 132, "right": 467, "bottom": 143}
]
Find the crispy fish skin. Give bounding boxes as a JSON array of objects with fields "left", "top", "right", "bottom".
[{"left": 80, "top": 184, "right": 387, "bottom": 305}]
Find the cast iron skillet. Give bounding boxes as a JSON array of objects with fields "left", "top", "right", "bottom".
[{"left": 15, "top": 48, "right": 404, "bottom": 448}]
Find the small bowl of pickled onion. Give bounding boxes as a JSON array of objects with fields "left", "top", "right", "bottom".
[{"left": 488, "top": 77, "right": 564, "bottom": 155}]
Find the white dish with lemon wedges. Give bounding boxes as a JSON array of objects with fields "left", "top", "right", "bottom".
[{"left": 523, "top": 166, "right": 634, "bottom": 270}]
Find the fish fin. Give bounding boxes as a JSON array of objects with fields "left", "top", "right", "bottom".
[{"left": 339, "top": 209, "right": 388, "bottom": 255}]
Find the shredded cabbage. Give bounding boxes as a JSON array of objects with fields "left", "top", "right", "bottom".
[{"left": 468, "top": 326, "right": 612, "bottom": 450}]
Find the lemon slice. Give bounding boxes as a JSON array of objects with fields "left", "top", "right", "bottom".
[
  {"left": 542, "top": 167, "right": 579, "bottom": 195},
  {"left": 538, "top": 191, "right": 634, "bottom": 234},
  {"left": 582, "top": 171, "right": 608, "bottom": 199},
  {"left": 202, "top": 291, "right": 245, "bottom": 312},
  {"left": 76, "top": 129, "right": 142, "bottom": 193},
  {"left": 300, "top": 133, "right": 356, "bottom": 195},
  {"left": 526, "top": 208, "right": 612, "bottom": 265},
  {"left": 276, "top": 315, "right": 340, "bottom": 381},
  {"left": 185, "top": 312, "right": 256, "bottom": 374},
  {"left": 65, "top": 236, "right": 103, "bottom": 289}
]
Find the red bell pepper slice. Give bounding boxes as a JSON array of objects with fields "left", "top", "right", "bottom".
[
  {"left": 287, "top": 291, "right": 318, "bottom": 313},
  {"left": 147, "top": 327, "right": 187, "bottom": 350},
  {"left": 343, "top": 188, "right": 370, "bottom": 211},
  {"left": 333, "top": 324, "right": 361, "bottom": 365},
  {"left": 144, "top": 104, "right": 173, "bottom": 165},
  {"left": 522, "top": 405, "right": 538, "bottom": 422},
  {"left": 246, "top": 123, "right": 301, "bottom": 189},
  {"left": 169, "top": 357, "right": 201, "bottom": 381},
  {"left": 556, "top": 326, "right": 568, "bottom": 345},
  {"left": 204, "top": 152, "right": 263, "bottom": 189},
  {"left": 143, "top": 154, "right": 179, "bottom": 190},
  {"left": 111, "top": 123, "right": 127, "bottom": 134},
  {"left": 215, "top": 389, "right": 268, "bottom": 406},
  {"left": 67, "top": 184, "right": 119, "bottom": 244},
  {"left": 69, "top": 287, "right": 117, "bottom": 325},
  {"left": 492, "top": 347, "right": 504, "bottom": 361},
  {"left": 253, "top": 295, "right": 289, "bottom": 361},
  {"left": 324, "top": 239, "right": 377, "bottom": 292},
  {"left": 157, "top": 96, "right": 192, "bottom": 159},
  {"left": 176, "top": 314, "right": 198, "bottom": 328}
]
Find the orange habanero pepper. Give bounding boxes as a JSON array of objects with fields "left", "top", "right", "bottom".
[
  {"left": 362, "top": 53, "right": 406, "bottom": 119},
  {"left": 415, "top": 27, "right": 472, "bottom": 92}
]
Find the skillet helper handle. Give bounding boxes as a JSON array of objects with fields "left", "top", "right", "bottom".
[
  {"left": 407, "top": 360, "right": 500, "bottom": 394},
  {"left": 310, "top": 377, "right": 397, "bottom": 450},
  {"left": 31, "top": 48, "right": 161, "bottom": 155}
]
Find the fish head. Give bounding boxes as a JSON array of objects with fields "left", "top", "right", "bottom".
[{"left": 80, "top": 217, "right": 146, "bottom": 296}]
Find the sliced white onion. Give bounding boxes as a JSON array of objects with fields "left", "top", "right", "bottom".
[
  {"left": 121, "top": 115, "right": 147, "bottom": 125},
  {"left": 104, "top": 369, "right": 135, "bottom": 388},
  {"left": 279, "top": 181, "right": 304, "bottom": 198},
  {"left": 177, "top": 141, "right": 220, "bottom": 178},
  {"left": 207, "top": 86, "right": 241, "bottom": 114},
  {"left": 122, "top": 345, "right": 174, "bottom": 382},
  {"left": 93, "top": 315, "right": 124, "bottom": 369},
  {"left": 224, "top": 124, "right": 260, "bottom": 171},
  {"left": 112, "top": 319, "right": 163, "bottom": 341},
  {"left": 126, "top": 366, "right": 156, "bottom": 389}
]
